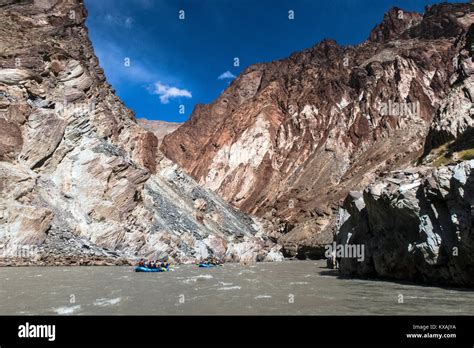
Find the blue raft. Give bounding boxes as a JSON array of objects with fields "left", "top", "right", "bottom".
[
  {"left": 198, "top": 263, "right": 222, "bottom": 268},
  {"left": 135, "top": 266, "right": 169, "bottom": 272}
]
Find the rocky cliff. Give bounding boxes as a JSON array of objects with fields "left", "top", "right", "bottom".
[
  {"left": 337, "top": 160, "right": 473, "bottom": 287},
  {"left": 336, "top": 22, "right": 473, "bottom": 287},
  {"left": 161, "top": 3, "right": 473, "bottom": 259},
  {"left": 0, "top": 0, "right": 282, "bottom": 265}
]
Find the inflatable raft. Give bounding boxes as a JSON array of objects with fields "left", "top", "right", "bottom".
[
  {"left": 198, "top": 263, "right": 222, "bottom": 268},
  {"left": 135, "top": 266, "right": 169, "bottom": 272}
]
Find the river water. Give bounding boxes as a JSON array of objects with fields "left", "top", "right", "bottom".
[{"left": 1, "top": 260, "right": 473, "bottom": 315}]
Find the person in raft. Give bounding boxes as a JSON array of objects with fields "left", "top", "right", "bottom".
[
  {"left": 157, "top": 259, "right": 165, "bottom": 269},
  {"left": 160, "top": 257, "right": 169, "bottom": 269},
  {"left": 137, "top": 258, "right": 172, "bottom": 269},
  {"left": 201, "top": 256, "right": 221, "bottom": 265}
]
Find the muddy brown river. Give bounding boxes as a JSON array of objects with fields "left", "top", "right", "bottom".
[{"left": 1, "top": 260, "right": 473, "bottom": 315}]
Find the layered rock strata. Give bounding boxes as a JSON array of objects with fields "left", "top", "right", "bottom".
[{"left": 0, "top": 0, "right": 282, "bottom": 265}]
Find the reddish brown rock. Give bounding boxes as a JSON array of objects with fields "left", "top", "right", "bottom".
[
  {"left": 0, "top": 118, "right": 22, "bottom": 161},
  {"left": 133, "top": 131, "right": 159, "bottom": 174},
  {"left": 161, "top": 3, "right": 474, "bottom": 258}
]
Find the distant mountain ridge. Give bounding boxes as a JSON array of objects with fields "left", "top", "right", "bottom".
[
  {"left": 137, "top": 119, "right": 182, "bottom": 145},
  {"left": 161, "top": 3, "right": 474, "bottom": 261}
]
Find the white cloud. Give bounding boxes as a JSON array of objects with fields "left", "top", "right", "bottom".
[
  {"left": 218, "top": 70, "right": 236, "bottom": 80},
  {"left": 105, "top": 14, "right": 134, "bottom": 28},
  {"left": 151, "top": 81, "right": 192, "bottom": 104},
  {"left": 124, "top": 17, "right": 133, "bottom": 28}
]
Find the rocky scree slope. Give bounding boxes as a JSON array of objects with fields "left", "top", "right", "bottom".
[
  {"left": 162, "top": 3, "right": 474, "bottom": 259},
  {"left": 0, "top": 0, "right": 282, "bottom": 265}
]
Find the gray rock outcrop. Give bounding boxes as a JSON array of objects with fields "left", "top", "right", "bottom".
[{"left": 337, "top": 161, "right": 474, "bottom": 286}]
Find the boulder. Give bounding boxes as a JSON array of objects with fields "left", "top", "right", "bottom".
[{"left": 336, "top": 161, "right": 474, "bottom": 287}]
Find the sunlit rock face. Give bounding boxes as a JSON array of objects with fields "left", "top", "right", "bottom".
[
  {"left": 161, "top": 3, "right": 473, "bottom": 259},
  {"left": 336, "top": 25, "right": 474, "bottom": 287},
  {"left": 0, "top": 0, "right": 282, "bottom": 265}
]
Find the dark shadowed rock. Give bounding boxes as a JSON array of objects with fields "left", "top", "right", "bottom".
[{"left": 337, "top": 160, "right": 474, "bottom": 287}]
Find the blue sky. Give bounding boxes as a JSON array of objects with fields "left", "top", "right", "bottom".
[{"left": 84, "top": 0, "right": 464, "bottom": 122}]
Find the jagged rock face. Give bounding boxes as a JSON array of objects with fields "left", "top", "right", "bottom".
[
  {"left": 0, "top": 0, "right": 282, "bottom": 265},
  {"left": 161, "top": 3, "right": 474, "bottom": 258},
  {"left": 335, "top": 16, "right": 473, "bottom": 287},
  {"left": 336, "top": 160, "right": 474, "bottom": 287},
  {"left": 423, "top": 22, "right": 474, "bottom": 157}
]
